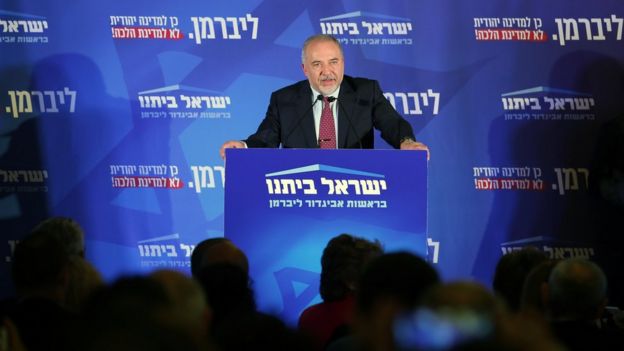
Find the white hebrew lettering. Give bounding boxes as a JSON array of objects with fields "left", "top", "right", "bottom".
[
  {"left": 333, "top": 179, "right": 349, "bottom": 195},
  {"left": 190, "top": 14, "right": 258, "bottom": 44},
  {"left": 320, "top": 177, "right": 334, "bottom": 194},
  {"left": 163, "top": 245, "right": 177, "bottom": 257},
  {"left": 427, "top": 238, "right": 440, "bottom": 264},
  {"left": 301, "top": 179, "right": 317, "bottom": 195}
]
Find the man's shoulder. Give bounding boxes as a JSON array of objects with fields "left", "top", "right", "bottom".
[
  {"left": 273, "top": 79, "right": 309, "bottom": 96},
  {"left": 338, "top": 76, "right": 381, "bottom": 98},
  {"left": 344, "top": 75, "right": 376, "bottom": 84},
  {"left": 341, "top": 75, "right": 378, "bottom": 91}
]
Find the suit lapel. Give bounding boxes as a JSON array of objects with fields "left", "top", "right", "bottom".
[
  {"left": 294, "top": 83, "right": 318, "bottom": 148},
  {"left": 337, "top": 80, "right": 356, "bottom": 148}
]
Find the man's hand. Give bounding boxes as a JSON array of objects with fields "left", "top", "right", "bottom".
[
  {"left": 220, "top": 140, "right": 246, "bottom": 159},
  {"left": 400, "top": 138, "right": 430, "bottom": 160}
]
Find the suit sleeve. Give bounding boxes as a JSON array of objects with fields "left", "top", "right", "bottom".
[
  {"left": 371, "top": 80, "right": 416, "bottom": 149},
  {"left": 244, "top": 92, "right": 282, "bottom": 148}
]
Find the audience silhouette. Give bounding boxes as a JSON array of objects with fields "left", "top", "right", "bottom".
[
  {"left": 299, "top": 233, "right": 383, "bottom": 350},
  {"left": 3, "top": 217, "right": 623, "bottom": 351}
]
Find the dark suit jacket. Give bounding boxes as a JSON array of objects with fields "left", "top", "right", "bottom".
[{"left": 244, "top": 76, "right": 415, "bottom": 149}]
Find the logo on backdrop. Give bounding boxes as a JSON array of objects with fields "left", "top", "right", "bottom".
[
  {"left": 137, "top": 233, "right": 195, "bottom": 268},
  {"left": 137, "top": 84, "right": 232, "bottom": 120},
  {"left": 0, "top": 9, "right": 49, "bottom": 44},
  {"left": 2, "top": 87, "right": 77, "bottom": 119},
  {"left": 501, "top": 86, "right": 596, "bottom": 122},
  {"left": 320, "top": 11, "right": 413, "bottom": 46},
  {"left": 473, "top": 166, "right": 589, "bottom": 196},
  {"left": 109, "top": 13, "right": 259, "bottom": 44},
  {"left": 473, "top": 15, "right": 623, "bottom": 46},
  {"left": 500, "top": 236, "right": 596, "bottom": 260},
  {"left": 0, "top": 169, "right": 48, "bottom": 193},
  {"left": 265, "top": 164, "right": 389, "bottom": 209},
  {"left": 384, "top": 89, "right": 440, "bottom": 117}
]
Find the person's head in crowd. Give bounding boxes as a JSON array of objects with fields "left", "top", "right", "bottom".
[
  {"left": 216, "top": 312, "right": 314, "bottom": 351},
  {"left": 8, "top": 222, "right": 89, "bottom": 351},
  {"left": 547, "top": 258, "right": 608, "bottom": 321},
  {"left": 298, "top": 234, "right": 383, "bottom": 350},
  {"left": 80, "top": 276, "right": 211, "bottom": 351},
  {"left": 320, "top": 233, "right": 383, "bottom": 302},
  {"left": 519, "top": 260, "right": 559, "bottom": 315},
  {"left": 421, "top": 281, "right": 506, "bottom": 322},
  {"left": 150, "top": 269, "right": 212, "bottom": 340},
  {"left": 405, "top": 281, "right": 505, "bottom": 351},
  {"left": 11, "top": 230, "right": 72, "bottom": 302},
  {"left": 12, "top": 217, "right": 89, "bottom": 302},
  {"left": 492, "top": 247, "right": 548, "bottom": 312},
  {"left": 30, "top": 216, "right": 85, "bottom": 257},
  {"left": 351, "top": 252, "right": 439, "bottom": 351},
  {"left": 411, "top": 282, "right": 562, "bottom": 351},
  {"left": 195, "top": 258, "right": 312, "bottom": 351},
  {"left": 196, "top": 263, "right": 255, "bottom": 331},
  {"left": 191, "top": 238, "right": 249, "bottom": 278},
  {"left": 81, "top": 275, "right": 172, "bottom": 327},
  {"left": 64, "top": 256, "right": 104, "bottom": 313}
]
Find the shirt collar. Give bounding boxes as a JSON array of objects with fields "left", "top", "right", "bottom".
[{"left": 310, "top": 86, "right": 340, "bottom": 102}]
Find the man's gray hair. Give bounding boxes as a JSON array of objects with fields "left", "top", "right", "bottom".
[
  {"left": 301, "top": 34, "right": 343, "bottom": 63},
  {"left": 31, "top": 216, "right": 85, "bottom": 257}
]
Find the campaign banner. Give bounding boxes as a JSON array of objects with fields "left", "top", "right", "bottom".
[
  {"left": 2, "top": 0, "right": 623, "bottom": 307},
  {"left": 224, "top": 148, "right": 428, "bottom": 324}
]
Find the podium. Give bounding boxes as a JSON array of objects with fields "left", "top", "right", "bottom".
[{"left": 224, "top": 148, "right": 428, "bottom": 324}]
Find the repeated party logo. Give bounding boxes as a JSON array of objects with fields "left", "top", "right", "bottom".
[
  {"left": 265, "top": 164, "right": 389, "bottom": 209},
  {"left": 136, "top": 233, "right": 196, "bottom": 268},
  {"left": 501, "top": 86, "right": 596, "bottom": 122},
  {"left": 500, "top": 236, "right": 596, "bottom": 260},
  {"left": 0, "top": 9, "right": 49, "bottom": 44},
  {"left": 137, "top": 84, "right": 232, "bottom": 120},
  {"left": 320, "top": 11, "right": 414, "bottom": 46}
]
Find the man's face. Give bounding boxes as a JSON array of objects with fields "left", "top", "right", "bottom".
[{"left": 302, "top": 39, "right": 344, "bottom": 96}]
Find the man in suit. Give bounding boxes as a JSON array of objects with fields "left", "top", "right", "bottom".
[{"left": 220, "top": 34, "right": 429, "bottom": 158}]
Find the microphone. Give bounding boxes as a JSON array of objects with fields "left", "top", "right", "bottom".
[
  {"left": 283, "top": 94, "right": 323, "bottom": 148},
  {"left": 333, "top": 96, "right": 363, "bottom": 149}
]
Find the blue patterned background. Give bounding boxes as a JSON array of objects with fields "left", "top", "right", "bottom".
[{"left": 2, "top": 0, "right": 624, "bottom": 316}]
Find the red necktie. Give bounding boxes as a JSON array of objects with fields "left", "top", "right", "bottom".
[{"left": 319, "top": 96, "right": 336, "bottom": 149}]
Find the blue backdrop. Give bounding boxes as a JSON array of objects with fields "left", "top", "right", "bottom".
[{"left": 2, "top": 0, "right": 624, "bottom": 312}]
